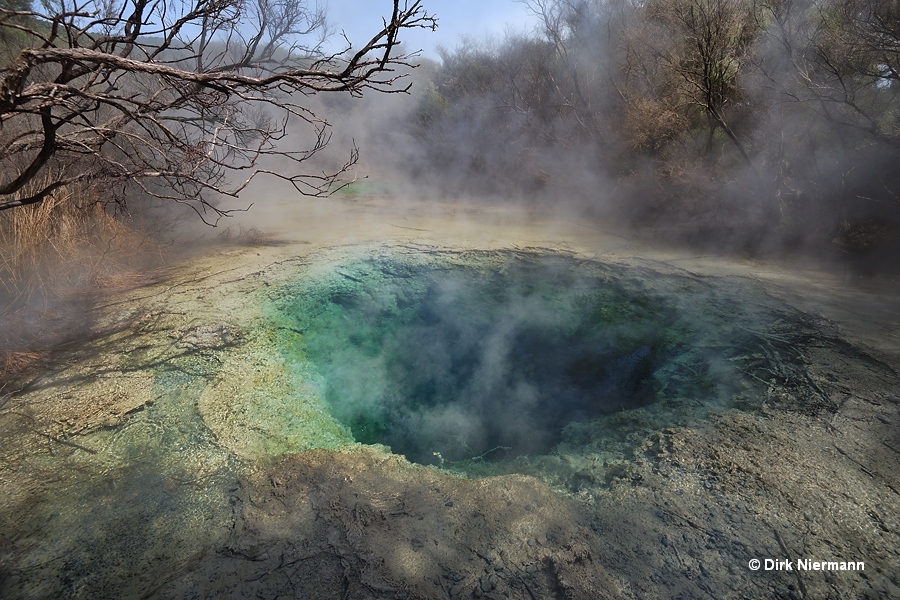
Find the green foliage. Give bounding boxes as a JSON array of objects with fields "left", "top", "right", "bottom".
[
  {"left": 0, "top": 0, "right": 36, "bottom": 57},
  {"left": 0, "top": 0, "right": 31, "bottom": 13},
  {"left": 414, "top": 82, "right": 449, "bottom": 130}
]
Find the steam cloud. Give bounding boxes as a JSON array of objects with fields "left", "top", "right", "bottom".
[
  {"left": 295, "top": 1, "right": 900, "bottom": 271},
  {"left": 294, "top": 258, "right": 686, "bottom": 465}
]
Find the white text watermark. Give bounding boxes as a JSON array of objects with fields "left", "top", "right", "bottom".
[{"left": 748, "top": 558, "right": 864, "bottom": 572}]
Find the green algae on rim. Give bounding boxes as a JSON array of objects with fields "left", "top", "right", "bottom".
[{"left": 266, "top": 248, "right": 811, "bottom": 477}]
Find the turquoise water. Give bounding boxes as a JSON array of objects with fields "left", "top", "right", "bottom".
[{"left": 269, "top": 251, "right": 778, "bottom": 473}]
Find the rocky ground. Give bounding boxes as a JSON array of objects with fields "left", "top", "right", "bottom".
[{"left": 0, "top": 197, "right": 897, "bottom": 599}]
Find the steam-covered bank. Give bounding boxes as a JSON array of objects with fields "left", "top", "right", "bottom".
[{"left": 0, "top": 195, "right": 897, "bottom": 599}]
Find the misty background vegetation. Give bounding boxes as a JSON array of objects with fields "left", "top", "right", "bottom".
[{"left": 371, "top": 0, "right": 899, "bottom": 261}]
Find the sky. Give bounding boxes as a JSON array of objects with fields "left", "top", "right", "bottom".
[{"left": 324, "top": 0, "right": 540, "bottom": 59}]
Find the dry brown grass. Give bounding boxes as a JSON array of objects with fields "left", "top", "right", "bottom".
[
  {"left": 0, "top": 350, "right": 44, "bottom": 380},
  {"left": 0, "top": 172, "right": 158, "bottom": 377}
]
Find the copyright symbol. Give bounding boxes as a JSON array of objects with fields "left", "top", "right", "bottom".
[{"left": 749, "top": 559, "right": 760, "bottom": 571}]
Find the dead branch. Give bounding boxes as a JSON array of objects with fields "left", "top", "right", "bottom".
[{"left": 0, "top": 0, "right": 437, "bottom": 220}]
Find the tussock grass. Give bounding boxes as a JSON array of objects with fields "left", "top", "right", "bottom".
[{"left": 0, "top": 174, "right": 157, "bottom": 379}]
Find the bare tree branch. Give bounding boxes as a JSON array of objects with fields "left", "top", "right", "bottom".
[{"left": 0, "top": 0, "right": 437, "bottom": 217}]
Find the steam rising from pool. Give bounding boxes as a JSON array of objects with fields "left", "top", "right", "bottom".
[{"left": 275, "top": 252, "right": 734, "bottom": 468}]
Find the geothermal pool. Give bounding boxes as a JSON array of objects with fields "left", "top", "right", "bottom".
[
  {"left": 268, "top": 249, "right": 823, "bottom": 474},
  {"left": 0, "top": 199, "right": 897, "bottom": 599},
  {"left": 280, "top": 252, "right": 692, "bottom": 466}
]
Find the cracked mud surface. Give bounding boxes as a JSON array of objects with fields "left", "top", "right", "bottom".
[
  {"left": 0, "top": 198, "right": 897, "bottom": 599},
  {"left": 162, "top": 449, "right": 620, "bottom": 600}
]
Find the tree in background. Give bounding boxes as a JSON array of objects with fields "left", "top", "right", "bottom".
[
  {"left": 405, "top": 0, "right": 900, "bottom": 256},
  {"left": 0, "top": 0, "right": 436, "bottom": 220},
  {"left": 748, "top": 0, "right": 900, "bottom": 247},
  {"left": 645, "top": 0, "right": 757, "bottom": 162}
]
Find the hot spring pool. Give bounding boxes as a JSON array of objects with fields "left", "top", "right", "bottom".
[
  {"left": 5, "top": 239, "right": 892, "bottom": 600},
  {"left": 267, "top": 249, "right": 806, "bottom": 474}
]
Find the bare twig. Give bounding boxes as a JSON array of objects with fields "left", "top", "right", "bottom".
[{"left": 0, "top": 1, "right": 437, "bottom": 217}]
